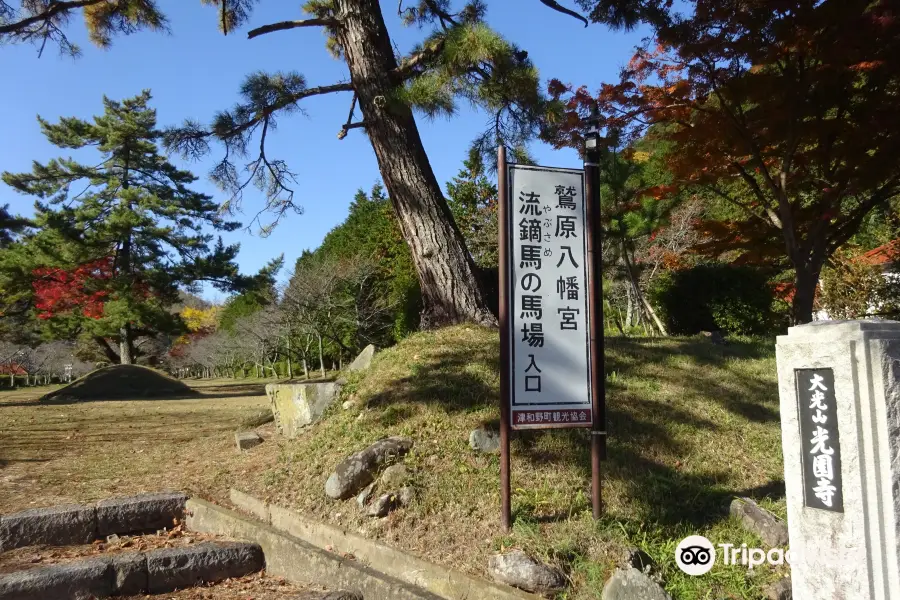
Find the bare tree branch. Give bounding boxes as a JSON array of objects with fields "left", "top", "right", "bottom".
[{"left": 247, "top": 17, "right": 337, "bottom": 39}]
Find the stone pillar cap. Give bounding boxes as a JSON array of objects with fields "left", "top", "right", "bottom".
[{"left": 779, "top": 319, "right": 900, "bottom": 343}]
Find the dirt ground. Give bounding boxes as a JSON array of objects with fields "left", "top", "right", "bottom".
[{"left": 0, "top": 378, "right": 279, "bottom": 514}]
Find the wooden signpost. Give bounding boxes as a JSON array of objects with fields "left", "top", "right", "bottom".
[{"left": 498, "top": 132, "right": 607, "bottom": 530}]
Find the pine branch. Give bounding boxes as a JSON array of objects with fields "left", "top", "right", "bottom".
[
  {"left": 391, "top": 38, "right": 446, "bottom": 82},
  {"left": 0, "top": 0, "right": 105, "bottom": 35},
  {"left": 247, "top": 17, "right": 337, "bottom": 39}
]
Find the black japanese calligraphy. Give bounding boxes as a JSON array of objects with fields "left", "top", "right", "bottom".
[
  {"left": 521, "top": 295, "right": 543, "bottom": 320},
  {"left": 555, "top": 215, "right": 577, "bottom": 239},
  {"left": 558, "top": 306, "right": 580, "bottom": 330},
  {"left": 519, "top": 191, "right": 542, "bottom": 216},
  {"left": 521, "top": 323, "right": 544, "bottom": 347},
  {"left": 556, "top": 276, "right": 579, "bottom": 300},
  {"left": 524, "top": 353, "right": 542, "bottom": 392},
  {"left": 556, "top": 246, "right": 579, "bottom": 269},
  {"left": 519, "top": 218, "right": 542, "bottom": 243},
  {"left": 520, "top": 245, "right": 542, "bottom": 270},
  {"left": 521, "top": 273, "right": 542, "bottom": 292},
  {"left": 555, "top": 185, "right": 577, "bottom": 210}
]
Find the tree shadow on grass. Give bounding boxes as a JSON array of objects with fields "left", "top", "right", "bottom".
[{"left": 358, "top": 330, "right": 783, "bottom": 531}]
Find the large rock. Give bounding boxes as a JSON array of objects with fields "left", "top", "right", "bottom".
[
  {"left": 325, "top": 437, "right": 413, "bottom": 500},
  {"left": 348, "top": 345, "right": 376, "bottom": 372},
  {"left": 469, "top": 428, "right": 501, "bottom": 453},
  {"left": 729, "top": 497, "right": 789, "bottom": 547},
  {"left": 145, "top": 541, "right": 263, "bottom": 593},
  {"left": 0, "top": 504, "right": 96, "bottom": 551},
  {"left": 601, "top": 567, "right": 672, "bottom": 600},
  {"left": 487, "top": 549, "right": 566, "bottom": 594},
  {"left": 267, "top": 382, "right": 343, "bottom": 438},
  {"left": 95, "top": 492, "right": 187, "bottom": 536}
]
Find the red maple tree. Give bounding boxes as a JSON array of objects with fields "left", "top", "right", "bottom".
[
  {"left": 32, "top": 257, "right": 114, "bottom": 320},
  {"left": 546, "top": 0, "right": 900, "bottom": 324}
]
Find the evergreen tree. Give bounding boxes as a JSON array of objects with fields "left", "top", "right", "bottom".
[
  {"left": 0, "top": 0, "right": 622, "bottom": 328},
  {"left": 314, "top": 183, "right": 421, "bottom": 340},
  {"left": 446, "top": 150, "right": 499, "bottom": 270},
  {"left": 1, "top": 91, "right": 242, "bottom": 364},
  {"left": 0, "top": 204, "right": 28, "bottom": 248}
]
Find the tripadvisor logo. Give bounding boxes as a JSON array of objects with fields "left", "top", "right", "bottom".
[
  {"left": 675, "top": 535, "right": 716, "bottom": 576},
  {"left": 675, "top": 536, "right": 795, "bottom": 576}
]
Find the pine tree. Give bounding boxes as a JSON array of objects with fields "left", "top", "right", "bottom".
[
  {"left": 0, "top": 0, "right": 618, "bottom": 328},
  {"left": 1, "top": 91, "right": 242, "bottom": 364}
]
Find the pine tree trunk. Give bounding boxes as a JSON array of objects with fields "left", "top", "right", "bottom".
[
  {"left": 119, "top": 325, "right": 134, "bottom": 365},
  {"left": 335, "top": 0, "right": 496, "bottom": 328}
]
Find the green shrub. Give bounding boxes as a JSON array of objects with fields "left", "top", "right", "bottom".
[{"left": 649, "top": 264, "right": 786, "bottom": 336}]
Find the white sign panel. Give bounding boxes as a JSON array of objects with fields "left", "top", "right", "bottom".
[{"left": 506, "top": 164, "right": 592, "bottom": 429}]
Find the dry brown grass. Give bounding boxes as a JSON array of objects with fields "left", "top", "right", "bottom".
[{"left": 0, "top": 379, "right": 278, "bottom": 514}]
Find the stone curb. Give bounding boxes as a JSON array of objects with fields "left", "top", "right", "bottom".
[
  {"left": 0, "top": 541, "right": 262, "bottom": 600},
  {"left": 186, "top": 498, "right": 443, "bottom": 600},
  {"left": 0, "top": 492, "right": 187, "bottom": 553},
  {"left": 227, "top": 488, "right": 539, "bottom": 600}
]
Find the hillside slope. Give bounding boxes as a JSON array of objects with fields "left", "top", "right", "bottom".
[{"left": 239, "top": 325, "right": 786, "bottom": 599}]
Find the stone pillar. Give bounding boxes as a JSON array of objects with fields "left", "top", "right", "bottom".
[{"left": 776, "top": 320, "right": 900, "bottom": 600}]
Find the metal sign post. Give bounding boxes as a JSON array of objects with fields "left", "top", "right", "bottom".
[{"left": 498, "top": 138, "right": 606, "bottom": 530}]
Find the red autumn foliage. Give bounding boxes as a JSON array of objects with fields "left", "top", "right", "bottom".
[
  {"left": 32, "top": 257, "right": 115, "bottom": 320},
  {"left": 543, "top": 0, "right": 900, "bottom": 324}
]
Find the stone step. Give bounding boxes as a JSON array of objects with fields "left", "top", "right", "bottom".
[
  {"left": 0, "top": 492, "right": 188, "bottom": 553},
  {"left": 0, "top": 540, "right": 263, "bottom": 600}
]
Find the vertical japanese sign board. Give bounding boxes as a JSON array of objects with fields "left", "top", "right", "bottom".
[
  {"left": 795, "top": 368, "right": 844, "bottom": 512},
  {"left": 505, "top": 164, "right": 593, "bottom": 429}
]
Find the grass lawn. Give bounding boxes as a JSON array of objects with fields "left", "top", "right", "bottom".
[
  {"left": 0, "top": 378, "right": 279, "bottom": 514},
  {"left": 232, "top": 326, "right": 788, "bottom": 600}
]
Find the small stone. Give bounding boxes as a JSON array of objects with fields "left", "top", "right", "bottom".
[
  {"left": 366, "top": 493, "right": 399, "bottom": 518},
  {"left": 729, "top": 497, "right": 789, "bottom": 548},
  {"left": 601, "top": 567, "right": 672, "bottom": 600},
  {"left": 398, "top": 486, "right": 415, "bottom": 507},
  {"left": 765, "top": 577, "right": 792, "bottom": 600},
  {"left": 325, "top": 437, "right": 413, "bottom": 500},
  {"left": 235, "top": 431, "right": 263, "bottom": 451},
  {"left": 379, "top": 464, "right": 411, "bottom": 488},
  {"left": 622, "top": 547, "right": 655, "bottom": 574},
  {"left": 355, "top": 483, "right": 376, "bottom": 509},
  {"left": 469, "top": 428, "right": 501, "bottom": 453},
  {"left": 487, "top": 549, "right": 566, "bottom": 593},
  {"left": 342, "top": 399, "right": 357, "bottom": 410}
]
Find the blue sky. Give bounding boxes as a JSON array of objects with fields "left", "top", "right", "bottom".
[{"left": 0, "top": 2, "right": 650, "bottom": 303}]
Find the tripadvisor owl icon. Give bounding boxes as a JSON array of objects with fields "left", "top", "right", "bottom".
[{"left": 676, "top": 535, "right": 716, "bottom": 576}]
